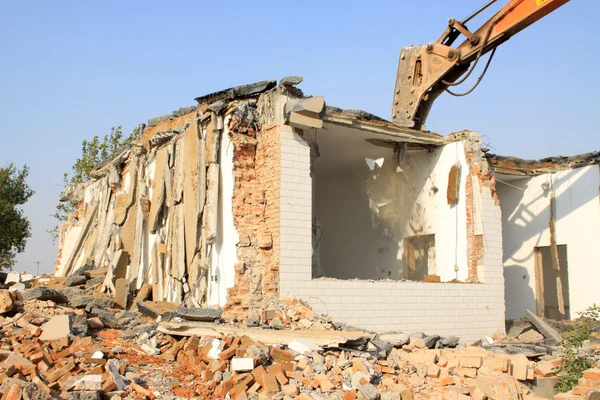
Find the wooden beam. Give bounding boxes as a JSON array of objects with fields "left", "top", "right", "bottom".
[
  {"left": 533, "top": 248, "right": 545, "bottom": 318},
  {"left": 548, "top": 179, "right": 566, "bottom": 318}
]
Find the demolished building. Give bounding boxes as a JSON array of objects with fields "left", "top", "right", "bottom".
[{"left": 59, "top": 77, "right": 600, "bottom": 343}]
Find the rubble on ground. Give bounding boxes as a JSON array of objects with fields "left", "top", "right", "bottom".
[{"left": 0, "top": 273, "right": 596, "bottom": 399}]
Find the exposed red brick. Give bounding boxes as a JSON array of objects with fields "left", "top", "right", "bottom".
[{"left": 224, "top": 120, "right": 281, "bottom": 321}]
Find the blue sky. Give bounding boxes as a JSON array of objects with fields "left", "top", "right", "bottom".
[{"left": 0, "top": 0, "right": 597, "bottom": 274}]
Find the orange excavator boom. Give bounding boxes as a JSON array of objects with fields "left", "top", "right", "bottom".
[{"left": 392, "top": 0, "right": 570, "bottom": 130}]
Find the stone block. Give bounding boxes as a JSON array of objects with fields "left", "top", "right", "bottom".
[
  {"left": 22, "top": 287, "right": 67, "bottom": 303},
  {"left": 65, "top": 275, "right": 87, "bottom": 287},
  {"left": 280, "top": 76, "right": 303, "bottom": 86},
  {"left": 114, "top": 278, "right": 131, "bottom": 310},
  {"left": 0, "top": 291, "right": 13, "bottom": 314},
  {"left": 518, "top": 328, "right": 544, "bottom": 343},
  {"left": 4, "top": 273, "right": 19, "bottom": 284},
  {"left": 524, "top": 310, "right": 561, "bottom": 342},
  {"left": 40, "top": 314, "right": 71, "bottom": 341},
  {"left": 459, "top": 357, "right": 483, "bottom": 368}
]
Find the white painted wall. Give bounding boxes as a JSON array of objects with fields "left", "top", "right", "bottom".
[
  {"left": 56, "top": 226, "right": 82, "bottom": 276},
  {"left": 314, "top": 140, "right": 470, "bottom": 281},
  {"left": 406, "top": 144, "right": 470, "bottom": 282},
  {"left": 498, "top": 165, "right": 600, "bottom": 320},
  {"left": 208, "top": 123, "right": 239, "bottom": 307}
]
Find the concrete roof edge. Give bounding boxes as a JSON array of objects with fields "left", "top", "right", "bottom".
[{"left": 488, "top": 150, "right": 600, "bottom": 176}]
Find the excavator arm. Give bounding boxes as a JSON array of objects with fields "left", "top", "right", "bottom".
[{"left": 392, "top": 0, "right": 570, "bottom": 130}]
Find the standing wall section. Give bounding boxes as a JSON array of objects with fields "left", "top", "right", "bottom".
[{"left": 499, "top": 165, "right": 600, "bottom": 320}]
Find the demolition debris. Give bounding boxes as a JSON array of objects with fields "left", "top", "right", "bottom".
[{"left": 0, "top": 273, "right": 597, "bottom": 399}]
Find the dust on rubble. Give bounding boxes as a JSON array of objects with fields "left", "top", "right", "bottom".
[{"left": 0, "top": 272, "right": 597, "bottom": 399}]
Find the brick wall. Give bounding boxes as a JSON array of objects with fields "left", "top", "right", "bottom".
[
  {"left": 224, "top": 120, "right": 281, "bottom": 321},
  {"left": 278, "top": 125, "right": 506, "bottom": 342}
]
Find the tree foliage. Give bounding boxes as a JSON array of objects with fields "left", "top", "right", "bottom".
[
  {"left": 0, "top": 164, "right": 34, "bottom": 268},
  {"left": 555, "top": 304, "right": 600, "bottom": 392},
  {"left": 50, "top": 126, "right": 139, "bottom": 240}
]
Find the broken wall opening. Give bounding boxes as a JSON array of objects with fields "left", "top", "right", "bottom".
[
  {"left": 404, "top": 234, "right": 436, "bottom": 281},
  {"left": 310, "top": 126, "right": 398, "bottom": 280},
  {"left": 535, "top": 245, "right": 570, "bottom": 320},
  {"left": 310, "top": 125, "right": 470, "bottom": 282}
]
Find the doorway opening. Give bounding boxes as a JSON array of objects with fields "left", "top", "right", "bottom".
[{"left": 534, "top": 245, "right": 570, "bottom": 320}]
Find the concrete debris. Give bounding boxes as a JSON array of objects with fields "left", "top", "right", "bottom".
[
  {"left": 0, "top": 275, "right": 591, "bottom": 400},
  {"left": 87, "top": 307, "right": 119, "bottom": 329},
  {"left": 135, "top": 301, "right": 163, "bottom": 318},
  {"left": 22, "top": 288, "right": 67, "bottom": 304},
  {"left": 194, "top": 79, "right": 277, "bottom": 105},
  {"left": 64, "top": 275, "right": 87, "bottom": 287},
  {"left": 8, "top": 283, "right": 25, "bottom": 293},
  {"left": 518, "top": 328, "right": 546, "bottom": 343},
  {"left": 113, "top": 278, "right": 130, "bottom": 310},
  {"left": 206, "top": 99, "right": 228, "bottom": 114},
  {"left": 147, "top": 114, "right": 173, "bottom": 127},
  {"left": 175, "top": 307, "right": 222, "bottom": 322},
  {"left": 2, "top": 353, "right": 34, "bottom": 368},
  {"left": 380, "top": 333, "right": 411, "bottom": 348},
  {"left": 172, "top": 105, "right": 197, "bottom": 118},
  {"left": 326, "top": 106, "right": 387, "bottom": 122},
  {"left": 288, "top": 338, "right": 323, "bottom": 355},
  {"left": 58, "top": 182, "right": 89, "bottom": 204},
  {"left": 487, "top": 151, "right": 600, "bottom": 176},
  {"left": 4, "top": 273, "right": 20, "bottom": 284},
  {"left": 86, "top": 317, "right": 103, "bottom": 329},
  {"left": 231, "top": 357, "right": 255, "bottom": 371},
  {"left": 525, "top": 310, "right": 562, "bottom": 342},
  {"left": 39, "top": 314, "right": 71, "bottom": 341},
  {"left": 70, "top": 297, "right": 113, "bottom": 310},
  {"left": 280, "top": 75, "right": 304, "bottom": 86},
  {"left": 0, "top": 290, "right": 14, "bottom": 314}
]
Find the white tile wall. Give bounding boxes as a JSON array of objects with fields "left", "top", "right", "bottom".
[{"left": 278, "top": 125, "right": 505, "bottom": 342}]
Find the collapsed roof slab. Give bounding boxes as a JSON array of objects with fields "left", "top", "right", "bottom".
[
  {"left": 487, "top": 151, "right": 600, "bottom": 176},
  {"left": 322, "top": 110, "right": 444, "bottom": 146}
]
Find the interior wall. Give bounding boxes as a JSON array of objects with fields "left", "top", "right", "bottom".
[
  {"left": 315, "top": 162, "right": 399, "bottom": 280},
  {"left": 313, "top": 127, "right": 470, "bottom": 282},
  {"left": 498, "top": 165, "right": 600, "bottom": 320}
]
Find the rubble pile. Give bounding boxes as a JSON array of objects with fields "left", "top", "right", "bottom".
[
  {"left": 0, "top": 275, "right": 596, "bottom": 399},
  {"left": 240, "top": 298, "right": 340, "bottom": 331},
  {"left": 148, "top": 333, "right": 565, "bottom": 400}
]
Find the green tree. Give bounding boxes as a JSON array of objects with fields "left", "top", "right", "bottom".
[
  {"left": 0, "top": 164, "right": 34, "bottom": 268},
  {"left": 50, "top": 126, "right": 139, "bottom": 240},
  {"left": 555, "top": 304, "right": 600, "bottom": 392}
]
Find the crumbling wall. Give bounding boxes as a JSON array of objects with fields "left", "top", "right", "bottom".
[
  {"left": 54, "top": 203, "right": 85, "bottom": 276},
  {"left": 459, "top": 131, "right": 499, "bottom": 282},
  {"left": 55, "top": 81, "right": 291, "bottom": 317},
  {"left": 53, "top": 80, "right": 299, "bottom": 322},
  {"left": 54, "top": 109, "right": 207, "bottom": 303},
  {"left": 223, "top": 109, "right": 281, "bottom": 321}
]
